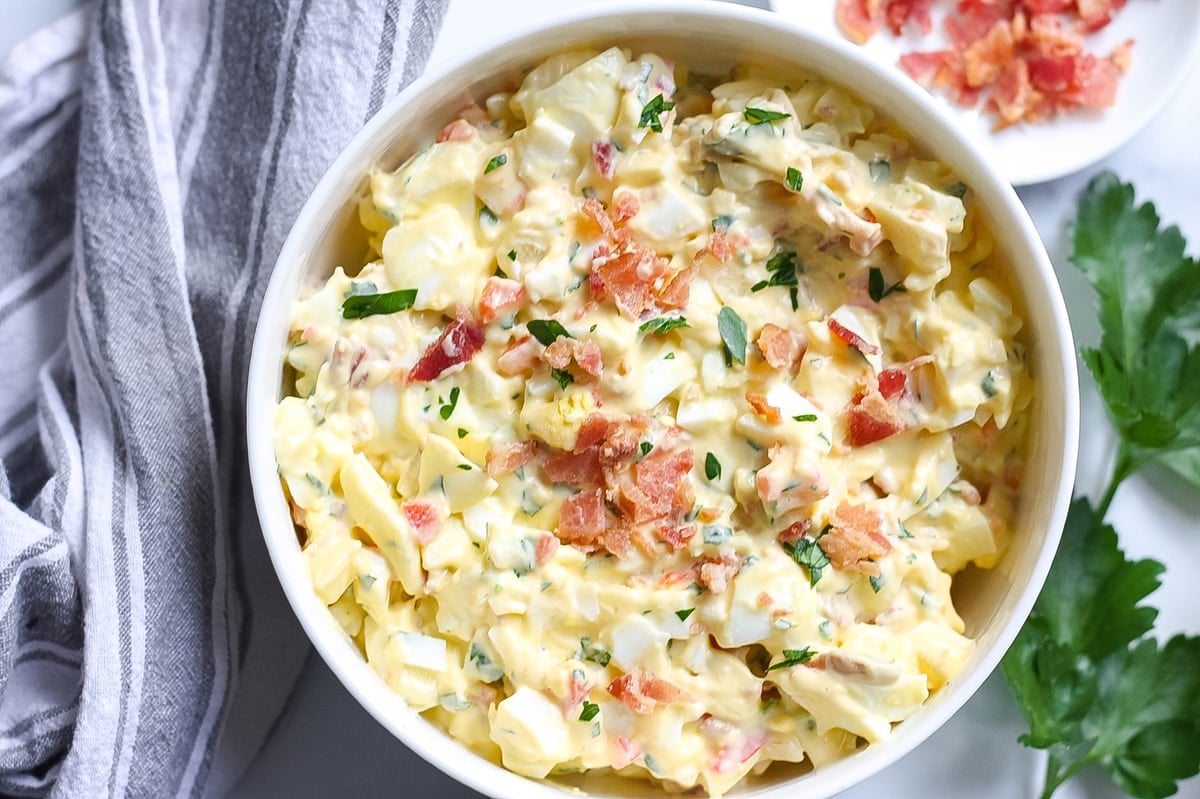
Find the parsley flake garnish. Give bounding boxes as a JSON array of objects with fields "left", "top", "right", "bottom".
[
  {"left": 868, "top": 267, "right": 907, "bottom": 303},
  {"left": 341, "top": 288, "right": 417, "bottom": 319},
  {"left": 793, "top": 414, "right": 818, "bottom": 423},
  {"left": 946, "top": 181, "right": 968, "bottom": 199},
  {"left": 638, "top": 94, "right": 675, "bottom": 134},
  {"left": 527, "top": 319, "right": 573, "bottom": 346},
  {"left": 718, "top": 306, "right": 748, "bottom": 366},
  {"left": 785, "top": 166, "right": 804, "bottom": 192},
  {"left": 484, "top": 153, "right": 508, "bottom": 174},
  {"left": 579, "top": 702, "right": 600, "bottom": 722},
  {"left": 766, "top": 647, "right": 817, "bottom": 671},
  {"left": 743, "top": 107, "right": 791, "bottom": 125},
  {"left": 457, "top": 428, "right": 468, "bottom": 439},
  {"left": 507, "top": 249, "right": 517, "bottom": 261},
  {"left": 639, "top": 441, "right": 653, "bottom": 458},
  {"left": 639, "top": 316, "right": 690, "bottom": 336},
  {"left": 704, "top": 452, "right": 722, "bottom": 481},
  {"left": 579, "top": 637, "right": 611, "bottom": 667},
  {"left": 675, "top": 608, "right": 695, "bottom": 621},
  {"left": 439, "top": 386, "right": 460, "bottom": 420},
  {"left": 551, "top": 368, "right": 574, "bottom": 389},
  {"left": 783, "top": 527, "right": 831, "bottom": 587}
]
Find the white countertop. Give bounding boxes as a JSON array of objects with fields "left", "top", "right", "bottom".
[{"left": 3, "top": 2, "right": 1198, "bottom": 797}]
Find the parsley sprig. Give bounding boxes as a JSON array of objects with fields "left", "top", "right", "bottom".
[
  {"left": 638, "top": 94, "right": 675, "bottom": 134},
  {"left": 342, "top": 288, "right": 417, "bottom": 319},
  {"left": 751, "top": 250, "right": 800, "bottom": 310},
  {"left": 1001, "top": 173, "right": 1200, "bottom": 799}
]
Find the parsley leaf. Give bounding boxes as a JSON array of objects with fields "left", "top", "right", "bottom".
[
  {"left": 867, "top": 267, "right": 906, "bottom": 303},
  {"left": 675, "top": 608, "right": 695, "bottom": 621},
  {"left": 785, "top": 167, "right": 803, "bottom": 192},
  {"left": 342, "top": 288, "right": 417, "bottom": 319},
  {"left": 579, "top": 701, "right": 600, "bottom": 722},
  {"left": 638, "top": 94, "right": 675, "bottom": 134},
  {"left": 783, "top": 528, "right": 830, "bottom": 587},
  {"left": 639, "top": 316, "right": 690, "bottom": 336},
  {"left": 718, "top": 306, "right": 748, "bottom": 366},
  {"left": 527, "top": 319, "right": 573, "bottom": 346},
  {"left": 1002, "top": 498, "right": 1200, "bottom": 799},
  {"left": 484, "top": 153, "right": 507, "bottom": 174},
  {"left": 743, "top": 107, "right": 790, "bottom": 125},
  {"left": 1071, "top": 172, "right": 1200, "bottom": 496},
  {"left": 439, "top": 386, "right": 460, "bottom": 420},
  {"left": 704, "top": 452, "right": 721, "bottom": 481},
  {"left": 551, "top": 368, "right": 574, "bottom": 389},
  {"left": 579, "top": 637, "right": 611, "bottom": 667},
  {"left": 766, "top": 647, "right": 816, "bottom": 671}
]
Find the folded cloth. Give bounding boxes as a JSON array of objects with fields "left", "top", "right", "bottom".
[{"left": 0, "top": 0, "right": 446, "bottom": 795}]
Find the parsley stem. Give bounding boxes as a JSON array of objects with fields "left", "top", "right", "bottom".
[{"left": 1096, "top": 441, "right": 1137, "bottom": 521}]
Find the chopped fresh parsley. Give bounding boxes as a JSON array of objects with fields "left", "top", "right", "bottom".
[
  {"left": 718, "top": 306, "right": 749, "bottom": 366},
  {"left": 456, "top": 463, "right": 472, "bottom": 471},
  {"left": 457, "top": 427, "right": 468, "bottom": 439},
  {"left": 704, "top": 452, "right": 722, "bottom": 481},
  {"left": 712, "top": 214, "right": 735, "bottom": 231},
  {"left": 639, "top": 441, "right": 653, "bottom": 458},
  {"left": 639, "top": 316, "right": 690, "bottom": 336},
  {"left": 579, "top": 702, "right": 600, "bottom": 722},
  {"left": 702, "top": 524, "right": 732, "bottom": 545},
  {"left": 483, "top": 153, "right": 508, "bottom": 174},
  {"left": 638, "top": 94, "right": 675, "bottom": 133},
  {"left": 507, "top": 249, "right": 517, "bottom": 261},
  {"left": 751, "top": 251, "right": 800, "bottom": 310},
  {"left": 342, "top": 288, "right": 417, "bottom": 319},
  {"left": 494, "top": 265, "right": 508, "bottom": 279},
  {"left": 785, "top": 166, "right": 804, "bottom": 192},
  {"left": 551, "top": 368, "right": 574, "bottom": 389},
  {"left": 579, "top": 637, "right": 611, "bottom": 667},
  {"left": 783, "top": 527, "right": 830, "bottom": 587},
  {"left": 793, "top": 414, "right": 817, "bottom": 423},
  {"left": 527, "top": 319, "right": 573, "bottom": 346},
  {"left": 869, "top": 575, "right": 884, "bottom": 593},
  {"left": 675, "top": 608, "right": 695, "bottom": 621},
  {"left": 766, "top": 647, "right": 817, "bottom": 671},
  {"left": 479, "top": 206, "right": 498, "bottom": 225},
  {"left": 439, "top": 387, "right": 460, "bottom": 420},
  {"left": 743, "top": 107, "right": 790, "bottom": 125},
  {"left": 868, "top": 267, "right": 907, "bottom": 303},
  {"left": 946, "top": 181, "right": 968, "bottom": 199}
]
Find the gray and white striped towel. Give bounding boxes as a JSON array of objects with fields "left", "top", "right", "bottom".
[{"left": 0, "top": 1, "right": 446, "bottom": 795}]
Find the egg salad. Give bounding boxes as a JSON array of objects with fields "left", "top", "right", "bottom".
[{"left": 274, "top": 46, "right": 1033, "bottom": 796}]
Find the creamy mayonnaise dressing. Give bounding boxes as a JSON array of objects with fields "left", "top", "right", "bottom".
[{"left": 274, "top": 47, "right": 1032, "bottom": 796}]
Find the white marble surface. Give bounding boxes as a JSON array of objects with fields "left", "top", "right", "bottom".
[{"left": 2, "top": 2, "right": 1198, "bottom": 798}]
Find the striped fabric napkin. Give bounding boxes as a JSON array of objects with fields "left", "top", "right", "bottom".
[{"left": 0, "top": 1, "right": 446, "bottom": 795}]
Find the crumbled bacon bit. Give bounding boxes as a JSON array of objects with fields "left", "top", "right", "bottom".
[
  {"left": 756, "top": 323, "right": 805, "bottom": 372},
  {"left": 847, "top": 387, "right": 905, "bottom": 446},
  {"left": 544, "top": 338, "right": 604, "bottom": 378},
  {"left": 535, "top": 533, "right": 560, "bottom": 566},
  {"left": 657, "top": 524, "right": 696, "bottom": 550},
  {"left": 778, "top": 519, "right": 812, "bottom": 545},
  {"left": 592, "top": 140, "right": 617, "bottom": 180},
  {"left": 435, "top": 118, "right": 474, "bottom": 143},
  {"left": 607, "top": 668, "right": 685, "bottom": 714},
  {"left": 828, "top": 318, "right": 880, "bottom": 356},
  {"left": 485, "top": 441, "right": 538, "bottom": 477},
  {"left": 408, "top": 312, "right": 485, "bottom": 383},
  {"left": 745, "top": 392, "right": 782, "bottom": 424},
  {"left": 617, "top": 448, "right": 694, "bottom": 525},
  {"left": 497, "top": 336, "right": 540, "bottom": 376},
  {"left": 876, "top": 367, "right": 908, "bottom": 400},
  {"left": 479, "top": 277, "right": 526, "bottom": 324},
  {"left": 822, "top": 502, "right": 892, "bottom": 576},
  {"left": 846, "top": 0, "right": 1133, "bottom": 127},
  {"left": 708, "top": 229, "right": 734, "bottom": 263},
  {"left": 403, "top": 501, "right": 441, "bottom": 544},
  {"left": 544, "top": 448, "right": 604, "bottom": 486},
  {"left": 697, "top": 551, "right": 744, "bottom": 595}
]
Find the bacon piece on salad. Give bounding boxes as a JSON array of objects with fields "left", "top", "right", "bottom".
[
  {"left": 544, "top": 338, "right": 604, "bottom": 378},
  {"left": 846, "top": 387, "right": 905, "bottom": 447},
  {"left": 408, "top": 311, "right": 486, "bottom": 383},
  {"left": 479, "top": 277, "right": 526, "bottom": 324},
  {"left": 828, "top": 318, "right": 880, "bottom": 356},
  {"left": 822, "top": 502, "right": 892, "bottom": 576},
  {"left": 756, "top": 323, "right": 805, "bottom": 371},
  {"left": 697, "top": 551, "right": 744, "bottom": 595},
  {"left": 745, "top": 392, "right": 782, "bottom": 424},
  {"left": 607, "top": 668, "right": 685, "bottom": 714},
  {"left": 617, "top": 447, "right": 694, "bottom": 524},
  {"left": 403, "top": 501, "right": 442, "bottom": 544},
  {"left": 485, "top": 441, "right": 538, "bottom": 477}
]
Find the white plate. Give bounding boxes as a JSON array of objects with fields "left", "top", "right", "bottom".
[{"left": 770, "top": 0, "right": 1200, "bottom": 186}]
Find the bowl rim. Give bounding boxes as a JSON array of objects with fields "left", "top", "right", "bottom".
[{"left": 246, "top": 2, "right": 1080, "bottom": 797}]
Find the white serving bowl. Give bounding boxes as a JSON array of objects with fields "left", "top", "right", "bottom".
[{"left": 246, "top": 3, "right": 1080, "bottom": 797}]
